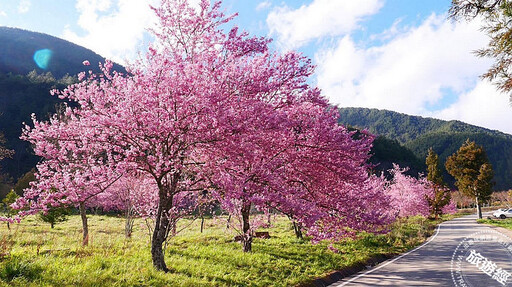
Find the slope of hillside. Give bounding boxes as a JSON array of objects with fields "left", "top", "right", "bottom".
[
  {"left": 338, "top": 107, "right": 511, "bottom": 144},
  {"left": 0, "top": 73, "right": 67, "bottom": 180},
  {"left": 369, "top": 136, "right": 425, "bottom": 178},
  {"left": 0, "top": 27, "right": 125, "bottom": 183},
  {"left": 338, "top": 107, "right": 512, "bottom": 190},
  {"left": 0, "top": 27, "right": 124, "bottom": 78}
]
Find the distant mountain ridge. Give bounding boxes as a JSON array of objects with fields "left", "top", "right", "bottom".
[
  {"left": 339, "top": 107, "right": 512, "bottom": 143},
  {"left": 338, "top": 107, "right": 512, "bottom": 190},
  {"left": 0, "top": 27, "right": 124, "bottom": 187},
  {"left": 0, "top": 27, "right": 124, "bottom": 78}
]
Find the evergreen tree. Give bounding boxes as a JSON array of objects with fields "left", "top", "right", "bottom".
[
  {"left": 450, "top": 0, "right": 512, "bottom": 103},
  {"left": 425, "top": 148, "right": 451, "bottom": 218},
  {"left": 445, "top": 140, "right": 494, "bottom": 219},
  {"left": 39, "top": 206, "right": 71, "bottom": 229}
]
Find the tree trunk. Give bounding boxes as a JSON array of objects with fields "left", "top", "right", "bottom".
[
  {"left": 51, "top": 222, "right": 54, "bottom": 229},
  {"left": 79, "top": 202, "right": 88, "bottom": 246},
  {"left": 292, "top": 220, "right": 303, "bottom": 239},
  {"left": 125, "top": 212, "right": 134, "bottom": 238},
  {"left": 241, "top": 201, "right": 252, "bottom": 252},
  {"left": 476, "top": 196, "right": 482, "bottom": 219},
  {"left": 6, "top": 222, "right": 10, "bottom": 230},
  {"left": 151, "top": 179, "right": 176, "bottom": 272},
  {"left": 200, "top": 216, "right": 204, "bottom": 233}
]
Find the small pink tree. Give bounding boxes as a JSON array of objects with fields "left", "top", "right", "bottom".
[
  {"left": 385, "top": 164, "right": 432, "bottom": 218},
  {"left": 14, "top": 112, "right": 123, "bottom": 245},
  {"left": 441, "top": 197, "right": 458, "bottom": 215},
  {"left": 92, "top": 173, "right": 158, "bottom": 237}
]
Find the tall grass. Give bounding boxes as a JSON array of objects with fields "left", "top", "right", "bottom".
[{"left": 0, "top": 214, "right": 451, "bottom": 286}]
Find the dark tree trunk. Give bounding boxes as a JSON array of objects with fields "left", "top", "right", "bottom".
[
  {"left": 226, "top": 214, "right": 231, "bottom": 229},
  {"left": 51, "top": 222, "right": 54, "bottom": 229},
  {"left": 151, "top": 175, "right": 178, "bottom": 272},
  {"left": 79, "top": 202, "right": 88, "bottom": 246},
  {"left": 6, "top": 222, "right": 10, "bottom": 230},
  {"left": 476, "top": 196, "right": 482, "bottom": 219},
  {"left": 151, "top": 193, "right": 172, "bottom": 272},
  {"left": 292, "top": 220, "right": 303, "bottom": 239},
  {"left": 241, "top": 201, "right": 252, "bottom": 252},
  {"left": 242, "top": 235, "right": 253, "bottom": 252},
  {"left": 200, "top": 216, "right": 205, "bottom": 233}
]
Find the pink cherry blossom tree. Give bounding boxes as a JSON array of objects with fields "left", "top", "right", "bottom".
[
  {"left": 441, "top": 197, "right": 457, "bottom": 215},
  {"left": 272, "top": 107, "right": 393, "bottom": 242},
  {"left": 385, "top": 164, "right": 457, "bottom": 218},
  {"left": 14, "top": 0, "right": 295, "bottom": 270},
  {"left": 14, "top": 109, "right": 123, "bottom": 245},
  {"left": 385, "top": 164, "right": 433, "bottom": 218},
  {"left": 210, "top": 101, "right": 394, "bottom": 251},
  {"left": 92, "top": 173, "right": 158, "bottom": 237}
]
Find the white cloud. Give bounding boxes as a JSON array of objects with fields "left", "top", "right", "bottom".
[
  {"left": 267, "top": 0, "right": 383, "bottom": 49},
  {"left": 432, "top": 82, "right": 512, "bottom": 134},
  {"left": 316, "top": 13, "right": 512, "bottom": 133},
  {"left": 0, "top": 10, "right": 7, "bottom": 17},
  {"left": 62, "top": 0, "right": 158, "bottom": 64},
  {"left": 256, "top": 1, "right": 271, "bottom": 11},
  {"left": 18, "top": 0, "right": 31, "bottom": 14}
]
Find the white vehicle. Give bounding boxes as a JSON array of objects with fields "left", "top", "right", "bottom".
[{"left": 493, "top": 208, "right": 512, "bottom": 219}]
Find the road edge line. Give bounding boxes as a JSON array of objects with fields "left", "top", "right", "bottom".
[{"left": 333, "top": 221, "right": 444, "bottom": 287}]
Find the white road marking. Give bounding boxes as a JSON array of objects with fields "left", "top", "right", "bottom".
[{"left": 332, "top": 221, "right": 445, "bottom": 287}]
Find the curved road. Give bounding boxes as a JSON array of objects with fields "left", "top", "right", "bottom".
[{"left": 330, "top": 213, "right": 512, "bottom": 287}]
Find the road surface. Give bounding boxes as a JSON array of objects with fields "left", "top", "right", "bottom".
[{"left": 331, "top": 213, "right": 512, "bottom": 287}]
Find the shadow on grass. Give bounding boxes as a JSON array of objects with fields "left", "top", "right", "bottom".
[{"left": 0, "top": 255, "right": 43, "bottom": 283}]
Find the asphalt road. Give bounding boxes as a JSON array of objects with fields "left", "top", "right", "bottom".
[{"left": 330, "top": 213, "right": 512, "bottom": 287}]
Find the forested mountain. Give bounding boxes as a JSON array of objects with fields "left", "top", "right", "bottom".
[
  {"left": 0, "top": 27, "right": 124, "bottom": 194},
  {"left": 0, "top": 27, "right": 124, "bottom": 78},
  {"left": 339, "top": 107, "right": 512, "bottom": 190},
  {"left": 0, "top": 72, "right": 68, "bottom": 183},
  {"left": 369, "top": 136, "right": 425, "bottom": 178}
]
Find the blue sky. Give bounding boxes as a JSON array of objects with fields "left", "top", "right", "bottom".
[{"left": 0, "top": 0, "right": 511, "bottom": 134}]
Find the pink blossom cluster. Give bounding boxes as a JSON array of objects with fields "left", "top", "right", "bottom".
[
  {"left": 385, "top": 164, "right": 432, "bottom": 217},
  {"left": 90, "top": 173, "right": 158, "bottom": 217},
  {"left": 385, "top": 164, "right": 456, "bottom": 218}
]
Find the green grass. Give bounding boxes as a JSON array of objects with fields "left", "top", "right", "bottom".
[
  {"left": 0, "top": 214, "right": 452, "bottom": 286},
  {"left": 477, "top": 217, "right": 512, "bottom": 230}
]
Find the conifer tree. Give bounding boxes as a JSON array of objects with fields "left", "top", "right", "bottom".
[
  {"left": 425, "top": 148, "right": 451, "bottom": 218},
  {"left": 445, "top": 140, "right": 494, "bottom": 219},
  {"left": 450, "top": 0, "right": 512, "bottom": 102}
]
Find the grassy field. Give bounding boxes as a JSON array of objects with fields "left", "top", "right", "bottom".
[
  {"left": 0, "top": 213, "right": 453, "bottom": 286},
  {"left": 477, "top": 217, "right": 512, "bottom": 230}
]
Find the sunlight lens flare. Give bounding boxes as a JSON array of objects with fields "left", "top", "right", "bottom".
[{"left": 33, "top": 49, "right": 53, "bottom": 69}]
